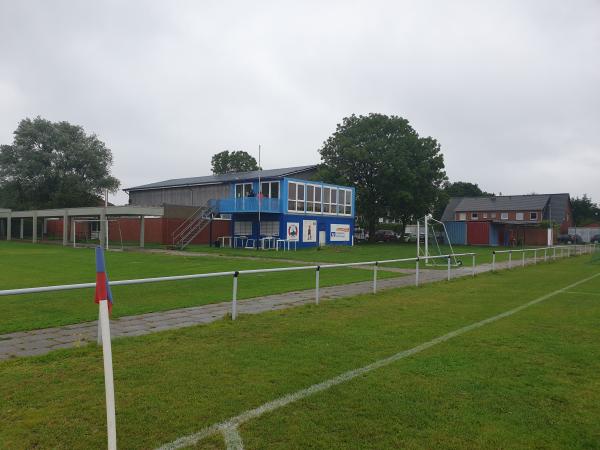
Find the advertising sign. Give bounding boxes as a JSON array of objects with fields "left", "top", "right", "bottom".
[
  {"left": 303, "top": 220, "right": 317, "bottom": 243},
  {"left": 330, "top": 224, "right": 350, "bottom": 242},
  {"left": 287, "top": 222, "right": 300, "bottom": 241}
]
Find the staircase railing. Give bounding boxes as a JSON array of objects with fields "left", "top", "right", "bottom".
[{"left": 171, "top": 206, "right": 213, "bottom": 249}]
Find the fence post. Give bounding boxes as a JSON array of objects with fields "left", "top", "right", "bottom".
[
  {"left": 373, "top": 262, "right": 378, "bottom": 294},
  {"left": 522, "top": 251, "right": 525, "bottom": 268},
  {"left": 544, "top": 248, "right": 547, "bottom": 262},
  {"left": 447, "top": 256, "right": 451, "bottom": 281},
  {"left": 232, "top": 271, "right": 239, "bottom": 320},
  {"left": 492, "top": 251, "right": 496, "bottom": 272},
  {"left": 508, "top": 250, "right": 512, "bottom": 269},
  {"left": 534, "top": 249, "right": 537, "bottom": 264},
  {"left": 315, "top": 266, "right": 320, "bottom": 305},
  {"left": 415, "top": 257, "right": 420, "bottom": 287},
  {"left": 472, "top": 254, "right": 476, "bottom": 277}
]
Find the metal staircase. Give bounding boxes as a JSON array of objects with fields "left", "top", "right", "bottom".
[{"left": 171, "top": 206, "right": 214, "bottom": 250}]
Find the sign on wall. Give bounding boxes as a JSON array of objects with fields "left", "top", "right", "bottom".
[
  {"left": 303, "top": 220, "right": 317, "bottom": 243},
  {"left": 287, "top": 222, "right": 300, "bottom": 241},
  {"left": 330, "top": 224, "right": 350, "bottom": 242}
]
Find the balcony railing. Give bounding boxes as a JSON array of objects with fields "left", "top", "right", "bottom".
[{"left": 210, "top": 197, "right": 282, "bottom": 214}]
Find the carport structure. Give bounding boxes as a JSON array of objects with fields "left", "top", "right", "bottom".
[{"left": 0, "top": 205, "right": 164, "bottom": 248}]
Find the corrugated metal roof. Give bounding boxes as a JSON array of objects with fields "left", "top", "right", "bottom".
[
  {"left": 125, "top": 165, "right": 318, "bottom": 191},
  {"left": 454, "top": 195, "right": 550, "bottom": 212}
]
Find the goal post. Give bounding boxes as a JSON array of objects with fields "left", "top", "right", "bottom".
[
  {"left": 72, "top": 219, "right": 123, "bottom": 250},
  {"left": 417, "top": 215, "right": 462, "bottom": 267}
]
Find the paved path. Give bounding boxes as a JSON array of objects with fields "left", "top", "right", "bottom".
[{"left": 0, "top": 257, "right": 552, "bottom": 360}]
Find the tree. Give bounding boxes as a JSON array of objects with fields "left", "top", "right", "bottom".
[
  {"left": 433, "top": 181, "right": 492, "bottom": 219},
  {"left": 211, "top": 150, "right": 259, "bottom": 174},
  {"left": 318, "top": 113, "right": 446, "bottom": 239},
  {"left": 0, "top": 117, "right": 119, "bottom": 210},
  {"left": 571, "top": 194, "right": 600, "bottom": 226}
]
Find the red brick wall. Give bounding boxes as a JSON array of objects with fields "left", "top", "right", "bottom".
[
  {"left": 44, "top": 218, "right": 231, "bottom": 245},
  {"left": 456, "top": 210, "right": 542, "bottom": 222}
]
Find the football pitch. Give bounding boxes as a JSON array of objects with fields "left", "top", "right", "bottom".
[{"left": 1, "top": 244, "right": 599, "bottom": 448}]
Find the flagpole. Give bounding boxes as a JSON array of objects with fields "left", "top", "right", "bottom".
[
  {"left": 258, "top": 144, "right": 261, "bottom": 236},
  {"left": 95, "top": 246, "right": 117, "bottom": 450}
]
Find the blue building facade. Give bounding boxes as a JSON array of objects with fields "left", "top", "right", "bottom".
[{"left": 210, "top": 176, "right": 355, "bottom": 248}]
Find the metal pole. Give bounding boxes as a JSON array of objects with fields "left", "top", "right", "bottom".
[
  {"left": 416, "top": 220, "right": 420, "bottom": 258},
  {"left": 424, "top": 215, "right": 429, "bottom": 263},
  {"left": 373, "top": 262, "right": 378, "bottom": 294},
  {"left": 508, "top": 251, "right": 512, "bottom": 269},
  {"left": 472, "top": 254, "right": 476, "bottom": 277},
  {"left": 522, "top": 251, "right": 525, "bottom": 268},
  {"left": 492, "top": 252, "right": 496, "bottom": 272},
  {"left": 415, "top": 258, "right": 420, "bottom": 286},
  {"left": 99, "top": 300, "right": 117, "bottom": 450},
  {"left": 232, "top": 272, "right": 239, "bottom": 320},
  {"left": 553, "top": 247, "right": 556, "bottom": 260},
  {"left": 315, "top": 266, "right": 320, "bottom": 305},
  {"left": 544, "top": 248, "right": 547, "bottom": 262},
  {"left": 73, "top": 219, "right": 76, "bottom": 248},
  {"left": 447, "top": 256, "right": 451, "bottom": 281},
  {"left": 534, "top": 249, "right": 537, "bottom": 264}
]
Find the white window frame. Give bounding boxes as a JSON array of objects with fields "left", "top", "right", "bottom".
[
  {"left": 323, "top": 186, "right": 338, "bottom": 215},
  {"left": 483, "top": 213, "right": 488, "bottom": 219},
  {"left": 287, "top": 181, "right": 306, "bottom": 213},
  {"left": 516, "top": 212, "right": 524, "bottom": 221},
  {"left": 260, "top": 221, "right": 279, "bottom": 236},
  {"left": 530, "top": 211, "right": 538, "bottom": 221},
  {"left": 260, "top": 181, "right": 280, "bottom": 199},
  {"left": 235, "top": 183, "right": 253, "bottom": 198},
  {"left": 471, "top": 212, "right": 479, "bottom": 220},
  {"left": 501, "top": 212, "right": 509, "bottom": 220},
  {"left": 306, "top": 184, "right": 322, "bottom": 214},
  {"left": 343, "top": 188, "right": 352, "bottom": 215},
  {"left": 234, "top": 221, "right": 252, "bottom": 235},
  {"left": 458, "top": 212, "right": 466, "bottom": 221}
]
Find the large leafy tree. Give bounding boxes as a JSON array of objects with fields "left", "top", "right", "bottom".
[
  {"left": 318, "top": 113, "right": 446, "bottom": 238},
  {"left": 0, "top": 117, "right": 119, "bottom": 210},
  {"left": 211, "top": 150, "right": 259, "bottom": 174},
  {"left": 433, "top": 181, "right": 493, "bottom": 219},
  {"left": 571, "top": 194, "right": 600, "bottom": 225}
]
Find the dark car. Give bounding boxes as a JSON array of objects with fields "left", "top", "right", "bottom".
[
  {"left": 591, "top": 234, "right": 600, "bottom": 244},
  {"left": 374, "top": 229, "right": 398, "bottom": 242},
  {"left": 557, "top": 234, "right": 583, "bottom": 244}
]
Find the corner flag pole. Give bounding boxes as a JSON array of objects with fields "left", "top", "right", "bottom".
[{"left": 95, "top": 246, "right": 117, "bottom": 450}]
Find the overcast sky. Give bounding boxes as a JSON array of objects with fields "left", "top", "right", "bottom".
[{"left": 1, "top": 0, "right": 599, "bottom": 205}]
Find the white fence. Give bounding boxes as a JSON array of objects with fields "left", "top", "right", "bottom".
[
  {"left": 0, "top": 253, "right": 480, "bottom": 321},
  {"left": 491, "top": 244, "right": 596, "bottom": 271}
]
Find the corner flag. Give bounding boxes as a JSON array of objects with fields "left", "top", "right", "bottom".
[{"left": 95, "top": 246, "right": 114, "bottom": 313}]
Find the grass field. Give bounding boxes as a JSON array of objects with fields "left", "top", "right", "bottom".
[
  {"left": 1, "top": 253, "right": 599, "bottom": 449},
  {"left": 0, "top": 242, "right": 400, "bottom": 334}
]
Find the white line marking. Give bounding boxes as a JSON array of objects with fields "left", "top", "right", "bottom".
[
  {"left": 223, "top": 425, "right": 244, "bottom": 450},
  {"left": 155, "top": 272, "right": 600, "bottom": 450}
]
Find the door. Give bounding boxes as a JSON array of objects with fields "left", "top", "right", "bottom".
[{"left": 319, "top": 231, "right": 326, "bottom": 247}]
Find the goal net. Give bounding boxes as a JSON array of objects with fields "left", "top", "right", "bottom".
[
  {"left": 72, "top": 219, "right": 123, "bottom": 250},
  {"left": 416, "top": 215, "right": 462, "bottom": 267}
]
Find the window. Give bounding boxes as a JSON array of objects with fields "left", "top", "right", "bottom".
[
  {"left": 260, "top": 221, "right": 279, "bottom": 236},
  {"left": 305, "top": 184, "right": 322, "bottom": 213},
  {"left": 323, "top": 186, "right": 338, "bottom": 214},
  {"left": 235, "top": 183, "right": 253, "bottom": 198},
  {"left": 501, "top": 212, "right": 509, "bottom": 220},
  {"left": 344, "top": 189, "right": 352, "bottom": 215},
  {"left": 287, "top": 181, "right": 305, "bottom": 212},
  {"left": 483, "top": 213, "right": 488, "bottom": 219},
  {"left": 530, "top": 212, "right": 538, "bottom": 221},
  {"left": 516, "top": 212, "right": 524, "bottom": 221},
  {"left": 471, "top": 212, "right": 479, "bottom": 220},
  {"left": 234, "top": 221, "right": 252, "bottom": 235},
  {"left": 458, "top": 213, "right": 466, "bottom": 221},
  {"left": 491, "top": 213, "right": 496, "bottom": 219},
  {"left": 260, "top": 181, "right": 279, "bottom": 198}
]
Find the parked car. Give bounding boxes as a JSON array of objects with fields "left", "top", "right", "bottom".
[
  {"left": 353, "top": 228, "right": 369, "bottom": 243},
  {"left": 374, "top": 229, "right": 398, "bottom": 242},
  {"left": 557, "top": 234, "right": 583, "bottom": 244},
  {"left": 591, "top": 234, "right": 600, "bottom": 244}
]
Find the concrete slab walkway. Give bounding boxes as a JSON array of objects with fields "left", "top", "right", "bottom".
[{"left": 0, "top": 256, "right": 552, "bottom": 360}]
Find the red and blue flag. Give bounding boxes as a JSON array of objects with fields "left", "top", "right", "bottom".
[{"left": 95, "top": 246, "right": 114, "bottom": 313}]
